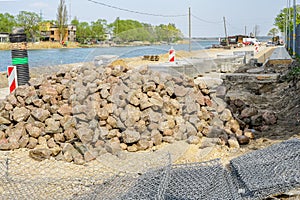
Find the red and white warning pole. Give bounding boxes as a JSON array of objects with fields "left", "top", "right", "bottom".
[
  {"left": 169, "top": 47, "right": 175, "bottom": 62},
  {"left": 255, "top": 43, "right": 259, "bottom": 53},
  {"left": 7, "top": 66, "right": 18, "bottom": 93}
]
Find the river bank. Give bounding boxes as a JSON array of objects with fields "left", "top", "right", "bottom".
[
  {"left": 0, "top": 40, "right": 192, "bottom": 51},
  {"left": 0, "top": 45, "right": 273, "bottom": 89}
]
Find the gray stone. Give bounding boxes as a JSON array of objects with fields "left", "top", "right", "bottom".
[
  {"left": 151, "top": 130, "right": 162, "bottom": 146},
  {"left": 122, "top": 129, "right": 140, "bottom": 144},
  {"left": 241, "top": 107, "right": 258, "bottom": 118},
  {"left": 149, "top": 93, "right": 163, "bottom": 108},
  {"left": 143, "top": 81, "right": 156, "bottom": 92},
  {"left": 29, "top": 148, "right": 52, "bottom": 161},
  {"left": 137, "top": 140, "right": 150, "bottom": 150},
  {"left": 251, "top": 114, "right": 263, "bottom": 126},
  {"left": 187, "top": 135, "right": 200, "bottom": 144},
  {"left": 76, "top": 127, "right": 93, "bottom": 144},
  {"left": 45, "top": 118, "right": 60, "bottom": 134},
  {"left": 31, "top": 108, "right": 50, "bottom": 122},
  {"left": 228, "top": 137, "right": 240, "bottom": 148},
  {"left": 220, "top": 109, "right": 232, "bottom": 122},
  {"left": 19, "top": 135, "right": 29, "bottom": 148},
  {"left": 262, "top": 111, "right": 277, "bottom": 125},
  {"left": 174, "top": 85, "right": 189, "bottom": 97},
  {"left": 27, "top": 137, "right": 38, "bottom": 149},
  {"left": 0, "top": 116, "right": 11, "bottom": 125},
  {"left": 12, "top": 107, "right": 30, "bottom": 122},
  {"left": 162, "top": 136, "right": 175, "bottom": 143},
  {"left": 105, "top": 141, "right": 121, "bottom": 155},
  {"left": 25, "top": 124, "right": 42, "bottom": 138}
]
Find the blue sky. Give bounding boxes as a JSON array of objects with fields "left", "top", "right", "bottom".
[{"left": 0, "top": 0, "right": 289, "bottom": 37}]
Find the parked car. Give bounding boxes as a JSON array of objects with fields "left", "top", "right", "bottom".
[{"left": 266, "top": 41, "right": 275, "bottom": 47}]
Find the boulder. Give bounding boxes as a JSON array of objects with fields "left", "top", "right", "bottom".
[
  {"left": 262, "top": 111, "right": 277, "bottom": 125},
  {"left": 240, "top": 107, "right": 258, "bottom": 118},
  {"left": 31, "top": 108, "right": 50, "bottom": 122},
  {"left": 122, "top": 129, "right": 140, "bottom": 144},
  {"left": 187, "top": 135, "right": 200, "bottom": 144},
  {"left": 12, "top": 107, "right": 30, "bottom": 122},
  {"left": 29, "top": 148, "right": 52, "bottom": 161}
]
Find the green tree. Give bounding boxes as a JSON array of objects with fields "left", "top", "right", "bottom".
[
  {"left": 57, "top": 0, "right": 68, "bottom": 43},
  {"left": 16, "top": 11, "right": 41, "bottom": 42},
  {"left": 268, "top": 28, "right": 279, "bottom": 37},
  {"left": 91, "top": 19, "right": 107, "bottom": 41},
  {"left": 275, "top": 5, "right": 300, "bottom": 33},
  {"left": 155, "top": 23, "right": 183, "bottom": 43},
  {"left": 0, "top": 13, "right": 16, "bottom": 33},
  {"left": 110, "top": 18, "right": 143, "bottom": 36},
  {"left": 76, "top": 21, "right": 92, "bottom": 44}
]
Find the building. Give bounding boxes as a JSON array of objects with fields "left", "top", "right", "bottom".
[
  {"left": 39, "top": 22, "right": 76, "bottom": 42},
  {"left": 0, "top": 33, "right": 9, "bottom": 43}
]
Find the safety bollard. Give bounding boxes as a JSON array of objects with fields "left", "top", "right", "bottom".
[
  {"left": 9, "top": 28, "right": 30, "bottom": 86},
  {"left": 169, "top": 47, "right": 175, "bottom": 62}
]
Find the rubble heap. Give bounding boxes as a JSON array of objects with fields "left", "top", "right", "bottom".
[{"left": 0, "top": 64, "right": 250, "bottom": 164}]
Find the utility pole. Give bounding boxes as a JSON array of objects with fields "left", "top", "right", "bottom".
[
  {"left": 69, "top": 0, "right": 72, "bottom": 22},
  {"left": 288, "top": 0, "right": 291, "bottom": 51},
  {"left": 223, "top": 16, "right": 228, "bottom": 46},
  {"left": 245, "top": 26, "right": 247, "bottom": 35},
  {"left": 285, "top": 0, "right": 288, "bottom": 49},
  {"left": 293, "top": 0, "right": 296, "bottom": 58},
  {"left": 189, "top": 7, "right": 191, "bottom": 52}
]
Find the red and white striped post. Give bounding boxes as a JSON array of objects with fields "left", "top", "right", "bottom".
[
  {"left": 169, "top": 47, "right": 175, "bottom": 62},
  {"left": 255, "top": 43, "right": 259, "bottom": 53},
  {"left": 7, "top": 66, "right": 18, "bottom": 93}
]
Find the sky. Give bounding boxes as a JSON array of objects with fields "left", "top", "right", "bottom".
[{"left": 0, "top": 0, "right": 290, "bottom": 37}]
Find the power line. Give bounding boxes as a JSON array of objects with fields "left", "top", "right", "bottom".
[
  {"left": 87, "top": 0, "right": 187, "bottom": 17},
  {"left": 192, "top": 14, "right": 223, "bottom": 24}
]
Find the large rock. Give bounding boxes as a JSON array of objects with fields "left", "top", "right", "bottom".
[
  {"left": 122, "top": 129, "right": 140, "bottom": 144},
  {"left": 31, "top": 108, "right": 50, "bottom": 122},
  {"left": 220, "top": 109, "right": 232, "bottom": 122},
  {"left": 240, "top": 107, "right": 258, "bottom": 118},
  {"left": 29, "top": 148, "right": 52, "bottom": 161},
  {"left": 25, "top": 124, "right": 42, "bottom": 138},
  {"left": 262, "top": 111, "right": 277, "bottom": 125},
  {"left": 12, "top": 107, "right": 30, "bottom": 122},
  {"left": 0, "top": 116, "right": 10, "bottom": 125},
  {"left": 76, "top": 127, "right": 93, "bottom": 144},
  {"left": 45, "top": 118, "right": 61, "bottom": 134}
]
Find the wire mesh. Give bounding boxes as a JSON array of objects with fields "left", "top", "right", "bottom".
[
  {"left": 0, "top": 139, "right": 300, "bottom": 199},
  {"left": 164, "top": 159, "right": 241, "bottom": 200},
  {"left": 230, "top": 138, "right": 300, "bottom": 200},
  {"left": 0, "top": 151, "right": 115, "bottom": 200}
]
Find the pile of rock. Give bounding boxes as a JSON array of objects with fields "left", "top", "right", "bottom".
[
  {"left": 0, "top": 63, "right": 251, "bottom": 164},
  {"left": 226, "top": 98, "right": 277, "bottom": 133}
]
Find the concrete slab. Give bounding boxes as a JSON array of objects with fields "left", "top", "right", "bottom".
[{"left": 269, "top": 46, "right": 292, "bottom": 60}]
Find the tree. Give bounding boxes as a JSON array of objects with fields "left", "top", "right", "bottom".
[
  {"left": 274, "top": 5, "right": 300, "bottom": 33},
  {"left": 0, "top": 13, "right": 16, "bottom": 33},
  {"left": 91, "top": 19, "right": 107, "bottom": 41},
  {"left": 57, "top": 0, "right": 68, "bottom": 43},
  {"left": 76, "top": 21, "right": 92, "bottom": 44},
  {"left": 268, "top": 28, "right": 279, "bottom": 37},
  {"left": 16, "top": 11, "right": 41, "bottom": 42}
]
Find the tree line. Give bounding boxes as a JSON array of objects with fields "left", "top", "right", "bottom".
[
  {"left": 268, "top": 5, "right": 300, "bottom": 37},
  {"left": 0, "top": 11, "right": 183, "bottom": 44}
]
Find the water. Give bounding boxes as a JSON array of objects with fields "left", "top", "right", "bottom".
[{"left": 0, "top": 40, "right": 218, "bottom": 72}]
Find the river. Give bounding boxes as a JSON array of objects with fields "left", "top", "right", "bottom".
[{"left": 0, "top": 40, "right": 218, "bottom": 72}]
